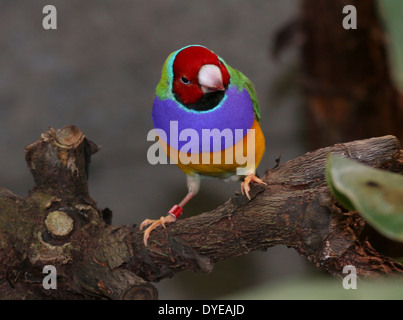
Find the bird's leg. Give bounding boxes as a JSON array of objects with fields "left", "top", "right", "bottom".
[
  {"left": 139, "top": 191, "right": 194, "bottom": 246},
  {"left": 241, "top": 173, "right": 267, "bottom": 200},
  {"left": 140, "top": 174, "right": 200, "bottom": 246}
]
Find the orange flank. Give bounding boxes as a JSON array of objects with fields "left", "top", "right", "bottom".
[{"left": 158, "top": 119, "right": 265, "bottom": 178}]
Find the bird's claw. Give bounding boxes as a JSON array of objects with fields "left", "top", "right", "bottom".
[
  {"left": 241, "top": 174, "right": 267, "bottom": 200},
  {"left": 140, "top": 214, "right": 176, "bottom": 246}
]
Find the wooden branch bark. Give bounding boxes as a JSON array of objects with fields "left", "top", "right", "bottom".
[{"left": 0, "top": 125, "right": 402, "bottom": 300}]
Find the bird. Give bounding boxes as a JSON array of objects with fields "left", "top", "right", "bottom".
[{"left": 140, "top": 45, "right": 266, "bottom": 245}]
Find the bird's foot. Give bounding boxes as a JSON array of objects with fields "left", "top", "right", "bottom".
[
  {"left": 140, "top": 214, "right": 177, "bottom": 246},
  {"left": 241, "top": 174, "right": 267, "bottom": 200}
]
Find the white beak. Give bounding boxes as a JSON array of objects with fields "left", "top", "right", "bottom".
[{"left": 198, "top": 64, "right": 225, "bottom": 93}]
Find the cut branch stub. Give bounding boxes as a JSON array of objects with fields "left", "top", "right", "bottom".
[
  {"left": 45, "top": 210, "right": 74, "bottom": 238},
  {"left": 24, "top": 125, "right": 99, "bottom": 198}
]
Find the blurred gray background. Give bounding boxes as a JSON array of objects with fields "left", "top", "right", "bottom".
[{"left": 0, "top": 0, "right": 316, "bottom": 299}]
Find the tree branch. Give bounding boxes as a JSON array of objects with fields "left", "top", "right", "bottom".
[{"left": 0, "top": 125, "right": 402, "bottom": 299}]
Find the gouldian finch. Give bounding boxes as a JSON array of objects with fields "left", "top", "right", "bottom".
[{"left": 141, "top": 45, "right": 266, "bottom": 245}]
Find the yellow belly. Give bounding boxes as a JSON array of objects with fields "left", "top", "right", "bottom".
[{"left": 159, "top": 119, "right": 265, "bottom": 178}]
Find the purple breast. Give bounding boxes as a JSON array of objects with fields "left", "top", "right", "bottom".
[{"left": 152, "top": 86, "right": 255, "bottom": 153}]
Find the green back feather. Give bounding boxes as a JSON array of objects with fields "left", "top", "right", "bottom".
[
  {"left": 155, "top": 51, "right": 176, "bottom": 100},
  {"left": 155, "top": 46, "right": 261, "bottom": 122}
]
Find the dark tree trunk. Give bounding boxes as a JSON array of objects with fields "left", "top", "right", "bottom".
[{"left": 301, "top": 0, "right": 403, "bottom": 149}]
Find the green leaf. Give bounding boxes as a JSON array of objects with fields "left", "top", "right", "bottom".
[
  {"left": 326, "top": 154, "right": 403, "bottom": 242},
  {"left": 378, "top": 0, "right": 403, "bottom": 94}
]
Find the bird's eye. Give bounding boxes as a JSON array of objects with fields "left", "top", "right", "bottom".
[{"left": 181, "top": 77, "right": 190, "bottom": 85}]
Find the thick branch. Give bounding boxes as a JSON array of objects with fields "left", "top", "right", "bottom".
[
  {"left": 0, "top": 126, "right": 402, "bottom": 300},
  {"left": 127, "top": 135, "right": 403, "bottom": 281}
]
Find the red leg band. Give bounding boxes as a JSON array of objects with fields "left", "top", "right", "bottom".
[{"left": 168, "top": 204, "right": 183, "bottom": 219}]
